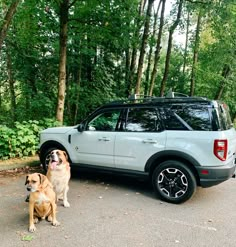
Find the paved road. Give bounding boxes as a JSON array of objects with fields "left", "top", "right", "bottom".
[{"left": 1, "top": 166, "right": 236, "bottom": 247}]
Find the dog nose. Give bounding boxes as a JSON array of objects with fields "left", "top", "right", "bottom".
[{"left": 27, "top": 187, "right": 31, "bottom": 191}]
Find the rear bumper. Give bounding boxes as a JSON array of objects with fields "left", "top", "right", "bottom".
[{"left": 196, "top": 159, "right": 236, "bottom": 188}]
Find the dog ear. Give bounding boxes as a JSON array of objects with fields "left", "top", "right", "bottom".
[
  {"left": 63, "top": 151, "right": 68, "bottom": 161},
  {"left": 25, "top": 175, "right": 29, "bottom": 185},
  {"left": 38, "top": 173, "right": 48, "bottom": 190}
]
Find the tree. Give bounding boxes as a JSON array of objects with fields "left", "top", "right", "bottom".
[
  {"left": 135, "top": 0, "right": 154, "bottom": 95},
  {"left": 127, "top": 0, "right": 146, "bottom": 96},
  {"left": 0, "top": 0, "right": 20, "bottom": 52},
  {"left": 56, "top": 0, "right": 69, "bottom": 124},
  {"left": 182, "top": 10, "right": 190, "bottom": 88},
  {"left": 149, "top": 0, "right": 166, "bottom": 96},
  {"left": 0, "top": 0, "right": 235, "bottom": 127},
  {"left": 190, "top": 9, "right": 202, "bottom": 96},
  {"left": 144, "top": 0, "right": 161, "bottom": 95},
  {"left": 159, "top": 0, "right": 184, "bottom": 96},
  {"left": 6, "top": 42, "right": 16, "bottom": 122},
  {"left": 214, "top": 64, "right": 231, "bottom": 100}
]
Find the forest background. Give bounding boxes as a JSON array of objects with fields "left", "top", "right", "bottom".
[{"left": 0, "top": 0, "right": 235, "bottom": 159}]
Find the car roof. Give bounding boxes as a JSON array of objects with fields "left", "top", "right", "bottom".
[{"left": 101, "top": 95, "right": 212, "bottom": 109}]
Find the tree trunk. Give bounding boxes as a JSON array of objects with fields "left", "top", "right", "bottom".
[
  {"left": 127, "top": 0, "right": 146, "bottom": 96},
  {"left": 6, "top": 43, "right": 16, "bottom": 122},
  {"left": 125, "top": 47, "right": 131, "bottom": 96},
  {"left": 190, "top": 10, "right": 202, "bottom": 96},
  {"left": 182, "top": 10, "right": 190, "bottom": 90},
  {"left": 144, "top": 0, "right": 162, "bottom": 95},
  {"left": 149, "top": 0, "right": 166, "bottom": 96},
  {"left": 56, "top": 0, "right": 69, "bottom": 124},
  {"left": 73, "top": 56, "right": 81, "bottom": 125},
  {"left": 0, "top": 0, "right": 20, "bottom": 52},
  {"left": 159, "top": 0, "right": 184, "bottom": 97},
  {"left": 135, "top": 0, "right": 154, "bottom": 95},
  {"left": 214, "top": 64, "right": 230, "bottom": 100}
]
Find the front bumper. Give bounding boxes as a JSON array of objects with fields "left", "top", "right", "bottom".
[{"left": 196, "top": 159, "right": 236, "bottom": 188}]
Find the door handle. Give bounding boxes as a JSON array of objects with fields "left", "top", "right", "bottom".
[
  {"left": 142, "top": 139, "right": 157, "bottom": 144},
  {"left": 98, "top": 137, "right": 111, "bottom": 142}
]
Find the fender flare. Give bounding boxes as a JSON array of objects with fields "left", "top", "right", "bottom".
[{"left": 145, "top": 150, "right": 201, "bottom": 174}]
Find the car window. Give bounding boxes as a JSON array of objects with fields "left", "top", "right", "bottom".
[
  {"left": 168, "top": 104, "right": 212, "bottom": 131},
  {"left": 87, "top": 110, "right": 121, "bottom": 131},
  {"left": 125, "top": 107, "right": 160, "bottom": 132},
  {"left": 218, "top": 103, "right": 233, "bottom": 130},
  {"left": 160, "top": 108, "right": 188, "bottom": 130}
]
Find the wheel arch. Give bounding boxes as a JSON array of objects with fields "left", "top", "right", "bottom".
[
  {"left": 39, "top": 141, "right": 70, "bottom": 163},
  {"left": 145, "top": 150, "right": 200, "bottom": 186}
]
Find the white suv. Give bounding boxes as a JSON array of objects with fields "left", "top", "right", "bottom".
[{"left": 39, "top": 95, "right": 236, "bottom": 203}]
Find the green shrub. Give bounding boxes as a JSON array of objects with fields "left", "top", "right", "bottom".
[{"left": 0, "top": 118, "right": 59, "bottom": 160}]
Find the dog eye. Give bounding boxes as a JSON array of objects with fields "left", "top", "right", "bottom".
[{"left": 32, "top": 180, "right": 37, "bottom": 183}]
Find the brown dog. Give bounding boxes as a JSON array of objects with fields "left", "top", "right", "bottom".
[
  {"left": 25, "top": 173, "right": 60, "bottom": 232},
  {"left": 46, "top": 150, "right": 71, "bottom": 208}
]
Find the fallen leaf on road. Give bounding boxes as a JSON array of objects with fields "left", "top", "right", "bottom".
[{"left": 22, "top": 235, "right": 34, "bottom": 241}]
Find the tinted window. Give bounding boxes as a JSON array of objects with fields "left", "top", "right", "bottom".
[
  {"left": 169, "top": 104, "right": 212, "bottom": 131},
  {"left": 160, "top": 108, "right": 188, "bottom": 130},
  {"left": 125, "top": 108, "right": 160, "bottom": 132},
  {"left": 87, "top": 110, "right": 121, "bottom": 131},
  {"left": 217, "top": 103, "right": 233, "bottom": 130}
]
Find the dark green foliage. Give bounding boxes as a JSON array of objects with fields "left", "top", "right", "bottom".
[{"left": 0, "top": 118, "right": 59, "bottom": 160}]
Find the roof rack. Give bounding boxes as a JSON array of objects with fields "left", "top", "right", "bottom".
[
  {"left": 106, "top": 92, "right": 208, "bottom": 106},
  {"left": 165, "top": 89, "right": 189, "bottom": 98}
]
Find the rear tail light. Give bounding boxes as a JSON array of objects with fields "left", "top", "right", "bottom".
[{"left": 214, "top": 139, "right": 228, "bottom": 161}]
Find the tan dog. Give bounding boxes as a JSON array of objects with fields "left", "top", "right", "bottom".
[
  {"left": 25, "top": 173, "right": 60, "bottom": 232},
  {"left": 46, "top": 150, "right": 71, "bottom": 208}
]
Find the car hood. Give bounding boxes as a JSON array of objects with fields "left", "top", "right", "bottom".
[{"left": 41, "top": 126, "right": 74, "bottom": 134}]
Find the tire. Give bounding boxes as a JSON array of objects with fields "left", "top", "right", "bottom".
[
  {"left": 152, "top": 160, "right": 197, "bottom": 204},
  {"left": 40, "top": 147, "right": 58, "bottom": 172}
]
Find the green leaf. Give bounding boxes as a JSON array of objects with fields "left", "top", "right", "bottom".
[{"left": 22, "top": 235, "right": 34, "bottom": 241}]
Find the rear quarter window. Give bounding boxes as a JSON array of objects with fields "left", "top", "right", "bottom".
[
  {"left": 214, "top": 102, "right": 233, "bottom": 130},
  {"left": 162, "top": 104, "right": 212, "bottom": 131}
]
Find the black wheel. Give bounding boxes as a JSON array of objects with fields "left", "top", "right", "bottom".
[
  {"left": 152, "top": 160, "right": 197, "bottom": 204},
  {"left": 40, "top": 147, "right": 57, "bottom": 172}
]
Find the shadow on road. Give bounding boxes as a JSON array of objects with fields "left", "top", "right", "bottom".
[{"left": 71, "top": 167, "right": 156, "bottom": 199}]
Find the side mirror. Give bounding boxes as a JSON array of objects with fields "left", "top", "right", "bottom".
[{"left": 77, "top": 124, "right": 85, "bottom": 132}]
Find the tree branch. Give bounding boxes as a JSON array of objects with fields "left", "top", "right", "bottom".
[
  {"left": 186, "top": 0, "right": 211, "bottom": 4},
  {"left": 68, "top": 0, "right": 78, "bottom": 9}
]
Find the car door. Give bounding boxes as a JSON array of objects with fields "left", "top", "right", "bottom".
[
  {"left": 114, "top": 107, "right": 166, "bottom": 171},
  {"left": 71, "top": 108, "right": 122, "bottom": 167}
]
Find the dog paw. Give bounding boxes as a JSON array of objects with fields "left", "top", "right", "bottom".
[
  {"left": 47, "top": 216, "right": 52, "bottom": 222},
  {"left": 52, "top": 220, "right": 60, "bottom": 227},
  {"left": 63, "top": 201, "right": 70, "bottom": 208},
  {"left": 29, "top": 224, "right": 36, "bottom": 232},
  {"left": 34, "top": 218, "right": 39, "bottom": 224}
]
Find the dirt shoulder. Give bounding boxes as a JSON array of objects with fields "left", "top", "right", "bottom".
[{"left": 0, "top": 155, "right": 40, "bottom": 171}]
